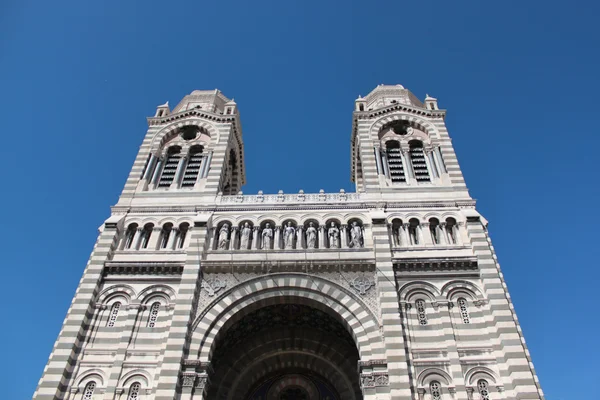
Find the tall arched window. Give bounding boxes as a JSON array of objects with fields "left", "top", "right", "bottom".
[
  {"left": 107, "top": 302, "right": 121, "bottom": 327},
  {"left": 178, "top": 223, "right": 189, "bottom": 249},
  {"left": 409, "top": 140, "right": 430, "bottom": 182},
  {"left": 445, "top": 218, "right": 457, "bottom": 244},
  {"left": 140, "top": 223, "right": 153, "bottom": 249},
  {"left": 477, "top": 379, "right": 490, "bottom": 400},
  {"left": 429, "top": 218, "right": 440, "bottom": 244},
  {"left": 181, "top": 145, "right": 203, "bottom": 188},
  {"left": 127, "top": 382, "right": 141, "bottom": 400},
  {"left": 430, "top": 380, "right": 442, "bottom": 400},
  {"left": 158, "top": 146, "right": 181, "bottom": 188},
  {"left": 82, "top": 381, "right": 96, "bottom": 400},
  {"left": 160, "top": 223, "right": 173, "bottom": 249},
  {"left": 458, "top": 298, "right": 470, "bottom": 324},
  {"left": 409, "top": 218, "right": 420, "bottom": 245},
  {"left": 147, "top": 302, "right": 160, "bottom": 328},
  {"left": 124, "top": 224, "right": 138, "bottom": 249},
  {"left": 385, "top": 141, "right": 406, "bottom": 183},
  {"left": 415, "top": 299, "right": 428, "bottom": 325}
]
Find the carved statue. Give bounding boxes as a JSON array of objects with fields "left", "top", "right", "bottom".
[
  {"left": 350, "top": 221, "right": 363, "bottom": 248},
  {"left": 283, "top": 221, "right": 296, "bottom": 249},
  {"left": 218, "top": 223, "right": 229, "bottom": 250},
  {"left": 328, "top": 222, "right": 340, "bottom": 249},
  {"left": 305, "top": 222, "right": 317, "bottom": 249},
  {"left": 240, "top": 222, "right": 252, "bottom": 250},
  {"left": 261, "top": 223, "right": 273, "bottom": 250}
]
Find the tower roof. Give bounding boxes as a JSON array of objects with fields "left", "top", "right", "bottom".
[
  {"left": 362, "top": 84, "right": 424, "bottom": 110},
  {"left": 172, "top": 89, "right": 232, "bottom": 114}
]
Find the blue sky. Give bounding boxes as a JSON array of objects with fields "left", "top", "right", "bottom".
[{"left": 1, "top": 1, "right": 598, "bottom": 398}]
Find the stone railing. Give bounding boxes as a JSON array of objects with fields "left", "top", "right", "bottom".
[{"left": 218, "top": 190, "right": 361, "bottom": 204}]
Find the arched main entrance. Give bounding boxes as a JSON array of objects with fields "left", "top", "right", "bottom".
[{"left": 205, "top": 302, "right": 362, "bottom": 399}]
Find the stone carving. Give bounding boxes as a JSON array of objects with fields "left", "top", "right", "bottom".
[
  {"left": 202, "top": 277, "right": 226, "bottom": 296},
  {"left": 181, "top": 373, "right": 196, "bottom": 387},
  {"left": 240, "top": 222, "right": 252, "bottom": 250},
  {"left": 328, "top": 222, "right": 340, "bottom": 249},
  {"left": 350, "top": 221, "right": 363, "bottom": 248},
  {"left": 350, "top": 276, "right": 373, "bottom": 295},
  {"left": 305, "top": 222, "right": 317, "bottom": 249},
  {"left": 261, "top": 223, "right": 273, "bottom": 249},
  {"left": 217, "top": 223, "right": 229, "bottom": 250},
  {"left": 283, "top": 222, "right": 296, "bottom": 249},
  {"left": 360, "top": 372, "right": 389, "bottom": 388},
  {"left": 195, "top": 376, "right": 208, "bottom": 390}
]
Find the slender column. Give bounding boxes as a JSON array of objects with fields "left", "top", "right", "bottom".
[
  {"left": 423, "top": 149, "right": 435, "bottom": 181},
  {"left": 427, "top": 150, "right": 439, "bottom": 179},
  {"left": 297, "top": 226, "right": 304, "bottom": 249},
  {"left": 64, "top": 387, "right": 78, "bottom": 400},
  {"left": 142, "top": 153, "right": 158, "bottom": 181},
  {"left": 147, "top": 227, "right": 162, "bottom": 250},
  {"left": 167, "top": 228, "right": 178, "bottom": 250},
  {"left": 198, "top": 155, "right": 208, "bottom": 180},
  {"left": 457, "top": 222, "right": 468, "bottom": 245},
  {"left": 341, "top": 225, "right": 348, "bottom": 248},
  {"left": 434, "top": 146, "right": 447, "bottom": 173},
  {"left": 466, "top": 388, "right": 474, "bottom": 400},
  {"left": 229, "top": 227, "right": 238, "bottom": 250},
  {"left": 208, "top": 227, "right": 217, "bottom": 250},
  {"left": 420, "top": 223, "right": 432, "bottom": 245},
  {"left": 318, "top": 225, "right": 326, "bottom": 249},
  {"left": 171, "top": 157, "right": 187, "bottom": 189},
  {"left": 274, "top": 226, "right": 282, "bottom": 249},
  {"left": 381, "top": 152, "right": 390, "bottom": 178},
  {"left": 374, "top": 147, "right": 383, "bottom": 175},
  {"left": 402, "top": 149, "right": 415, "bottom": 183},
  {"left": 131, "top": 228, "right": 144, "bottom": 250},
  {"left": 151, "top": 158, "right": 164, "bottom": 187},
  {"left": 201, "top": 152, "right": 213, "bottom": 178},
  {"left": 252, "top": 227, "right": 260, "bottom": 250},
  {"left": 437, "top": 224, "right": 447, "bottom": 245},
  {"left": 417, "top": 388, "right": 426, "bottom": 400}
]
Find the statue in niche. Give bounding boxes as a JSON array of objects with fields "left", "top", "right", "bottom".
[
  {"left": 350, "top": 221, "right": 363, "bottom": 248},
  {"left": 240, "top": 222, "right": 252, "bottom": 250},
  {"left": 305, "top": 222, "right": 317, "bottom": 249},
  {"left": 283, "top": 221, "right": 296, "bottom": 249},
  {"left": 328, "top": 222, "right": 340, "bottom": 249},
  {"left": 218, "top": 223, "right": 229, "bottom": 250},
  {"left": 261, "top": 223, "right": 273, "bottom": 250}
]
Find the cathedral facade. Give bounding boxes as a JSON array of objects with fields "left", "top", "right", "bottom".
[{"left": 34, "top": 85, "right": 544, "bottom": 400}]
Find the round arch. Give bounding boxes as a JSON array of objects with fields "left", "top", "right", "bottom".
[
  {"left": 369, "top": 113, "right": 440, "bottom": 141},
  {"left": 190, "top": 273, "right": 384, "bottom": 361},
  {"left": 150, "top": 119, "right": 219, "bottom": 151}
]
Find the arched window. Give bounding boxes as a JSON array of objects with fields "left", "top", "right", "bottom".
[
  {"left": 82, "top": 381, "right": 96, "bottom": 400},
  {"left": 140, "top": 224, "right": 153, "bottom": 249},
  {"left": 158, "top": 146, "right": 181, "bottom": 188},
  {"left": 429, "top": 218, "right": 440, "bottom": 244},
  {"left": 409, "top": 218, "right": 420, "bottom": 245},
  {"left": 385, "top": 141, "right": 406, "bottom": 183},
  {"left": 124, "top": 224, "right": 138, "bottom": 249},
  {"left": 107, "top": 302, "right": 121, "bottom": 327},
  {"left": 458, "top": 298, "right": 470, "bottom": 324},
  {"left": 445, "top": 218, "right": 457, "bottom": 244},
  {"left": 181, "top": 145, "right": 203, "bottom": 188},
  {"left": 415, "top": 299, "right": 428, "bottom": 325},
  {"left": 430, "top": 380, "right": 442, "bottom": 400},
  {"left": 477, "top": 379, "right": 490, "bottom": 400},
  {"left": 391, "top": 218, "right": 403, "bottom": 247},
  {"left": 178, "top": 223, "right": 189, "bottom": 249},
  {"left": 409, "top": 140, "right": 430, "bottom": 182},
  {"left": 147, "top": 302, "right": 160, "bottom": 328},
  {"left": 127, "top": 382, "right": 141, "bottom": 400},
  {"left": 160, "top": 223, "right": 173, "bottom": 249}
]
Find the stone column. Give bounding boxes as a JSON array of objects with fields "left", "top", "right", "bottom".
[
  {"left": 297, "top": 226, "right": 304, "bottom": 249},
  {"left": 420, "top": 223, "right": 432, "bottom": 245},
  {"left": 167, "top": 228, "right": 178, "bottom": 250},
  {"left": 229, "top": 227, "right": 238, "bottom": 250},
  {"left": 143, "top": 153, "right": 157, "bottom": 181},
  {"left": 318, "top": 225, "right": 326, "bottom": 249},
  {"left": 150, "top": 158, "right": 164, "bottom": 187},
  {"left": 341, "top": 225, "right": 348, "bottom": 248},
  {"left": 457, "top": 222, "right": 469, "bottom": 245},
  {"left": 426, "top": 149, "right": 439, "bottom": 179},
  {"left": 381, "top": 152, "right": 390, "bottom": 178},
  {"left": 437, "top": 223, "right": 447, "bottom": 245},
  {"left": 401, "top": 148, "right": 415, "bottom": 184},
  {"left": 201, "top": 151, "right": 213, "bottom": 179},
  {"left": 417, "top": 388, "right": 426, "bottom": 400},
  {"left": 466, "top": 387, "right": 474, "bottom": 400},
  {"left": 434, "top": 146, "right": 447, "bottom": 174},
  {"left": 274, "top": 226, "right": 282, "bottom": 250},
  {"left": 252, "top": 227, "right": 260, "bottom": 250},
  {"left": 131, "top": 228, "right": 144, "bottom": 250},
  {"left": 147, "top": 227, "right": 162, "bottom": 250},
  {"left": 208, "top": 227, "right": 217, "bottom": 250},
  {"left": 171, "top": 157, "right": 187, "bottom": 189},
  {"left": 374, "top": 146, "right": 383, "bottom": 175},
  {"left": 402, "top": 223, "right": 411, "bottom": 247}
]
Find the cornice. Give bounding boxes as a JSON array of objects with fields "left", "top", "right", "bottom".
[
  {"left": 147, "top": 108, "right": 237, "bottom": 126},
  {"left": 104, "top": 261, "right": 184, "bottom": 276}
]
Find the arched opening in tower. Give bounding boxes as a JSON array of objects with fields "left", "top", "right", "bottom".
[{"left": 204, "top": 302, "right": 362, "bottom": 400}]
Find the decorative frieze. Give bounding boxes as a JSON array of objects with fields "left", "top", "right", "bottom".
[
  {"left": 360, "top": 372, "right": 389, "bottom": 388},
  {"left": 201, "top": 277, "right": 227, "bottom": 296}
]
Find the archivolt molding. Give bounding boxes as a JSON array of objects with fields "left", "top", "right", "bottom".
[
  {"left": 441, "top": 280, "right": 484, "bottom": 301},
  {"left": 398, "top": 281, "right": 442, "bottom": 302},
  {"left": 117, "top": 369, "right": 152, "bottom": 388},
  {"left": 464, "top": 366, "right": 499, "bottom": 386},
  {"left": 149, "top": 118, "right": 220, "bottom": 153},
  {"left": 76, "top": 369, "right": 107, "bottom": 387},
  {"left": 137, "top": 284, "right": 176, "bottom": 304},
  {"left": 96, "top": 284, "right": 136, "bottom": 304},
  {"left": 190, "top": 273, "right": 383, "bottom": 360},
  {"left": 416, "top": 367, "right": 454, "bottom": 387},
  {"left": 369, "top": 112, "right": 441, "bottom": 141}
]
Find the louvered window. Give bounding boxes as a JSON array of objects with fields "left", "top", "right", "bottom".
[
  {"left": 147, "top": 302, "right": 160, "bottom": 327},
  {"left": 128, "top": 382, "right": 141, "bottom": 400},
  {"left": 458, "top": 298, "right": 470, "bottom": 324},
  {"left": 477, "top": 380, "right": 490, "bottom": 400},
  {"left": 181, "top": 146, "right": 203, "bottom": 188},
  {"left": 430, "top": 381, "right": 442, "bottom": 400},
  {"left": 409, "top": 141, "right": 430, "bottom": 182},
  {"left": 158, "top": 147, "right": 181, "bottom": 188},
  {"left": 416, "top": 299, "right": 428, "bottom": 325},
  {"left": 107, "top": 302, "right": 121, "bottom": 327},
  {"left": 386, "top": 141, "right": 406, "bottom": 183},
  {"left": 83, "top": 381, "right": 96, "bottom": 400}
]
